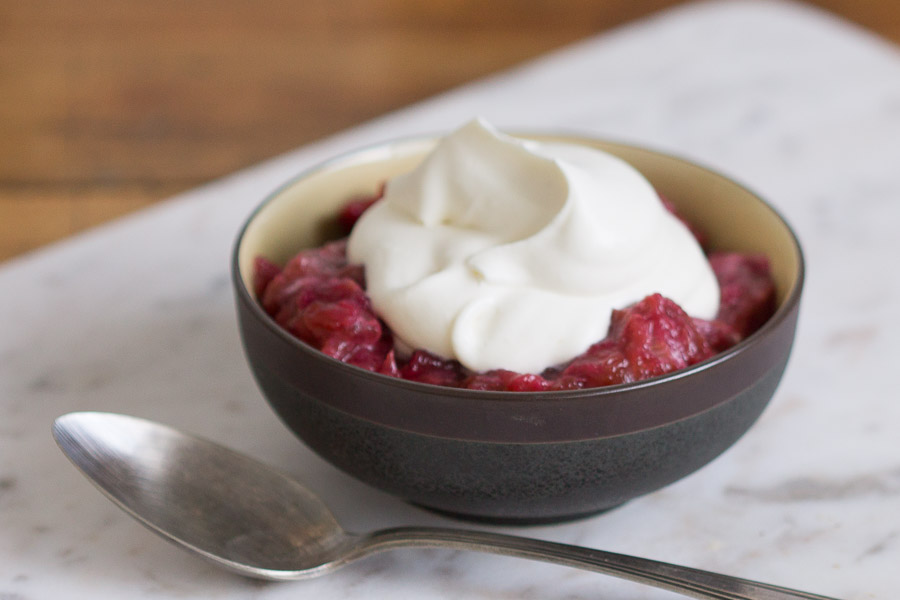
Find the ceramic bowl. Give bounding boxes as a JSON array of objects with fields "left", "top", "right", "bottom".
[{"left": 232, "top": 133, "right": 804, "bottom": 523}]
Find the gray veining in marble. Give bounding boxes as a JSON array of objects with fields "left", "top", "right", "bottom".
[{"left": 2, "top": 1, "right": 899, "bottom": 598}]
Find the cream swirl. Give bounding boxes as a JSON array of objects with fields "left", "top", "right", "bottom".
[{"left": 347, "top": 119, "right": 719, "bottom": 373}]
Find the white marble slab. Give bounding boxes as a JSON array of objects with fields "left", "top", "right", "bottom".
[{"left": 2, "top": 1, "right": 898, "bottom": 597}]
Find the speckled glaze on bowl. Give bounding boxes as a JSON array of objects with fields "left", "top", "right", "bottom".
[{"left": 232, "top": 134, "right": 804, "bottom": 523}]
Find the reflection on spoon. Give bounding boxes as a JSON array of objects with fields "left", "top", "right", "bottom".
[{"left": 53, "top": 412, "right": 841, "bottom": 599}]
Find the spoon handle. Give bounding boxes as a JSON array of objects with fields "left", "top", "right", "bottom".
[{"left": 358, "top": 527, "right": 841, "bottom": 600}]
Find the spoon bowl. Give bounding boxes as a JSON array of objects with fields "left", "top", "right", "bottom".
[
  {"left": 53, "top": 411, "right": 355, "bottom": 579},
  {"left": 53, "top": 412, "right": 840, "bottom": 599}
]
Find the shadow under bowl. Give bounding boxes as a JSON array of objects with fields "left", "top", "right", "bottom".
[{"left": 232, "top": 134, "right": 804, "bottom": 523}]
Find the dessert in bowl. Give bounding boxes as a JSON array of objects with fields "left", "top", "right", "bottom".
[{"left": 232, "top": 122, "right": 804, "bottom": 523}]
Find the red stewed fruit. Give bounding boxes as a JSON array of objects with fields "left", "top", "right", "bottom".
[{"left": 255, "top": 190, "right": 776, "bottom": 391}]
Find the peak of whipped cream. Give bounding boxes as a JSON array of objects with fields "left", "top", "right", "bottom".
[{"left": 347, "top": 119, "right": 719, "bottom": 374}]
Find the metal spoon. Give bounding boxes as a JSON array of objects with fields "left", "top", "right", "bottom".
[{"left": 53, "top": 411, "right": 840, "bottom": 599}]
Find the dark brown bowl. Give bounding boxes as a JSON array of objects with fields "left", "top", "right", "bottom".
[{"left": 232, "top": 134, "right": 804, "bottom": 523}]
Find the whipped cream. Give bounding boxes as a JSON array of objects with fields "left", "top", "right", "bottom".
[{"left": 347, "top": 119, "right": 720, "bottom": 373}]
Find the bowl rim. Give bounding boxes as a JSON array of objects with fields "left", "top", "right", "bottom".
[{"left": 231, "top": 131, "right": 805, "bottom": 416}]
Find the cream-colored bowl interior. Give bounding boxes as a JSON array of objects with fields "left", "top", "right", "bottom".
[{"left": 237, "top": 135, "right": 801, "bottom": 308}]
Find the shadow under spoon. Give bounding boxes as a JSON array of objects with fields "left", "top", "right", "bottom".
[{"left": 52, "top": 411, "right": 841, "bottom": 600}]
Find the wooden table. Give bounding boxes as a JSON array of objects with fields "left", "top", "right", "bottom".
[{"left": 2, "top": 0, "right": 898, "bottom": 261}]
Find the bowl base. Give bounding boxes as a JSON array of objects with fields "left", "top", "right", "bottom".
[{"left": 411, "top": 501, "right": 626, "bottom": 526}]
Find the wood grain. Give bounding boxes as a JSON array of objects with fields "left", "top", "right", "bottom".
[{"left": 2, "top": 0, "right": 898, "bottom": 261}]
